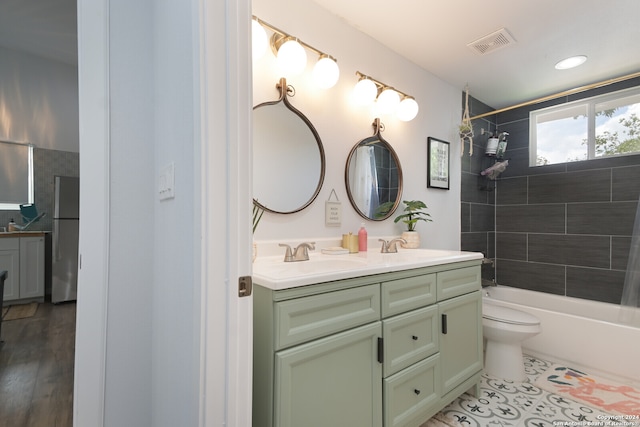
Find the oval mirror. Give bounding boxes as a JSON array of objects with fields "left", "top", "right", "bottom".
[
  {"left": 253, "top": 78, "right": 326, "bottom": 214},
  {"left": 345, "top": 118, "right": 403, "bottom": 220}
]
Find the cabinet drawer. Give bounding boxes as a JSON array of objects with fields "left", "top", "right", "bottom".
[
  {"left": 0, "top": 238, "right": 20, "bottom": 251},
  {"left": 384, "top": 354, "right": 441, "bottom": 427},
  {"left": 437, "top": 266, "right": 480, "bottom": 301},
  {"left": 382, "top": 305, "right": 438, "bottom": 377},
  {"left": 275, "top": 284, "right": 380, "bottom": 350},
  {"left": 381, "top": 274, "right": 436, "bottom": 318}
]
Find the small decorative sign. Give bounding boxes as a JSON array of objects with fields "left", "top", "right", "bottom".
[{"left": 325, "top": 189, "right": 342, "bottom": 226}]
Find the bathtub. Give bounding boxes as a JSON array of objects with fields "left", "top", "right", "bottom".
[{"left": 483, "top": 286, "right": 640, "bottom": 386}]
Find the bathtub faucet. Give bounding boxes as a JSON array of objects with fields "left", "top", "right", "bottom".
[{"left": 482, "top": 279, "right": 497, "bottom": 288}]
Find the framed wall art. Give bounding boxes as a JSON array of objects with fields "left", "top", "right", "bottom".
[{"left": 427, "top": 137, "right": 450, "bottom": 190}]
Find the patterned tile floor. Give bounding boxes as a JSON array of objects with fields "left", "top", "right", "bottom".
[{"left": 441, "top": 355, "right": 637, "bottom": 427}]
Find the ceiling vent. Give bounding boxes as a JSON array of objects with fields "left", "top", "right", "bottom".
[{"left": 467, "top": 28, "right": 516, "bottom": 55}]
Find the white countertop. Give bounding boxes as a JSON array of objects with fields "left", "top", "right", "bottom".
[{"left": 252, "top": 248, "right": 483, "bottom": 290}]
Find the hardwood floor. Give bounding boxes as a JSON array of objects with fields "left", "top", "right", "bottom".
[{"left": 0, "top": 302, "right": 75, "bottom": 427}]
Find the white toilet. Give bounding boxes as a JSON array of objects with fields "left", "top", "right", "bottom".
[{"left": 482, "top": 299, "right": 541, "bottom": 381}]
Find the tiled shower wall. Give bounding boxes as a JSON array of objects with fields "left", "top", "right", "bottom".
[
  {"left": 460, "top": 96, "right": 498, "bottom": 282},
  {"left": 0, "top": 148, "right": 79, "bottom": 231},
  {"left": 461, "top": 77, "right": 640, "bottom": 304}
]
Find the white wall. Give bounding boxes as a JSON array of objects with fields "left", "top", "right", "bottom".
[
  {"left": 150, "top": 0, "right": 201, "bottom": 425},
  {"left": 252, "top": 0, "right": 463, "bottom": 250},
  {"left": 0, "top": 45, "right": 79, "bottom": 152},
  {"left": 102, "top": 0, "right": 154, "bottom": 425}
]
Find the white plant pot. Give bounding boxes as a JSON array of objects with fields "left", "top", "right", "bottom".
[{"left": 401, "top": 231, "right": 420, "bottom": 249}]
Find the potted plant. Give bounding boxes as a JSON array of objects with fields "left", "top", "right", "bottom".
[{"left": 393, "top": 200, "right": 432, "bottom": 248}]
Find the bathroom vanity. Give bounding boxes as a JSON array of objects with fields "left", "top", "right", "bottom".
[{"left": 252, "top": 249, "right": 483, "bottom": 427}]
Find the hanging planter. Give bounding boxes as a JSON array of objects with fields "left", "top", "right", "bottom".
[{"left": 460, "top": 85, "right": 474, "bottom": 156}]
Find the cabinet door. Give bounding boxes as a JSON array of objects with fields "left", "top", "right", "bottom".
[
  {"left": 274, "top": 322, "right": 382, "bottom": 427},
  {"left": 0, "top": 248, "right": 20, "bottom": 302},
  {"left": 19, "top": 236, "right": 45, "bottom": 300},
  {"left": 438, "top": 291, "right": 482, "bottom": 396}
]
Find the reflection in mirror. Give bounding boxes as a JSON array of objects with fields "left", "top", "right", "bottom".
[
  {"left": 345, "top": 118, "right": 403, "bottom": 220},
  {"left": 253, "top": 78, "right": 325, "bottom": 214}
]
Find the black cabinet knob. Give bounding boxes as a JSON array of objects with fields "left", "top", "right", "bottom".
[
  {"left": 412, "top": 335, "right": 418, "bottom": 341},
  {"left": 414, "top": 389, "right": 421, "bottom": 395}
]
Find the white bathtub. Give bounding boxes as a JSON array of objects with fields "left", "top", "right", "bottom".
[{"left": 483, "top": 286, "right": 640, "bottom": 386}]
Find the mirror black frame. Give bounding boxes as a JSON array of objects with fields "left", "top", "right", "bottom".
[
  {"left": 345, "top": 118, "right": 403, "bottom": 221},
  {"left": 253, "top": 78, "right": 326, "bottom": 214}
]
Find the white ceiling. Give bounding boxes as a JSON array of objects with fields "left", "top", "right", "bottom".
[
  {"left": 1, "top": 0, "right": 639, "bottom": 109},
  {"left": 311, "top": 0, "right": 640, "bottom": 109}
]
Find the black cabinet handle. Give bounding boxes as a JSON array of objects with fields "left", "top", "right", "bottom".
[
  {"left": 377, "top": 337, "right": 384, "bottom": 363},
  {"left": 414, "top": 389, "right": 421, "bottom": 395},
  {"left": 412, "top": 335, "right": 418, "bottom": 341},
  {"left": 442, "top": 314, "right": 448, "bottom": 334}
]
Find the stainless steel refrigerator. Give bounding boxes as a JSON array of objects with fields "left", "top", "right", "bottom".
[{"left": 52, "top": 176, "right": 79, "bottom": 303}]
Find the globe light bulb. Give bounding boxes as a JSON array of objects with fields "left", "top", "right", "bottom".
[
  {"left": 397, "top": 97, "right": 419, "bottom": 121},
  {"left": 376, "top": 88, "right": 400, "bottom": 115},
  {"left": 353, "top": 78, "right": 377, "bottom": 105},
  {"left": 252, "top": 20, "right": 267, "bottom": 60},
  {"left": 276, "top": 38, "right": 307, "bottom": 76},
  {"left": 312, "top": 56, "right": 340, "bottom": 89}
]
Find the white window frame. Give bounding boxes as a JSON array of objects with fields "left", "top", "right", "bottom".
[
  {"left": 0, "top": 141, "right": 34, "bottom": 210},
  {"left": 530, "top": 85, "right": 640, "bottom": 166}
]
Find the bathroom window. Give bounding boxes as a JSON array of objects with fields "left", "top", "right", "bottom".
[
  {"left": 530, "top": 86, "right": 640, "bottom": 166},
  {"left": 0, "top": 141, "right": 34, "bottom": 210}
]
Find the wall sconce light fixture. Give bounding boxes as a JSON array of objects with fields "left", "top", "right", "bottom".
[
  {"left": 354, "top": 71, "right": 419, "bottom": 121},
  {"left": 252, "top": 16, "right": 340, "bottom": 89}
]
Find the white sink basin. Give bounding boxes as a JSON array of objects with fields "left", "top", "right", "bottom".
[{"left": 253, "top": 248, "right": 483, "bottom": 290}]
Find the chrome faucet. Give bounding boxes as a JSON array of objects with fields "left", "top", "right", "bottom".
[
  {"left": 279, "top": 242, "right": 316, "bottom": 262},
  {"left": 379, "top": 238, "right": 406, "bottom": 253}
]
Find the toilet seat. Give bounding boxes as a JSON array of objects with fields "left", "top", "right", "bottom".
[{"left": 483, "top": 304, "right": 540, "bottom": 326}]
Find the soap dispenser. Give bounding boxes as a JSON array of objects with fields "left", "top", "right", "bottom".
[
  {"left": 8, "top": 218, "right": 16, "bottom": 232},
  {"left": 358, "top": 223, "right": 367, "bottom": 252}
]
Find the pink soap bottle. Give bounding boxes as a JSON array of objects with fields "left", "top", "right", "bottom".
[{"left": 358, "top": 223, "right": 367, "bottom": 252}]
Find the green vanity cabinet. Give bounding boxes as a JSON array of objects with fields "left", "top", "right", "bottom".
[
  {"left": 253, "top": 260, "right": 482, "bottom": 427},
  {"left": 274, "top": 322, "right": 383, "bottom": 427}
]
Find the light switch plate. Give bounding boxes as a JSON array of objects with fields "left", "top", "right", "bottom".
[{"left": 158, "top": 162, "right": 175, "bottom": 200}]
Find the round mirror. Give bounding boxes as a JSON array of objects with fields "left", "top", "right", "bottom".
[
  {"left": 253, "top": 79, "right": 325, "bottom": 214},
  {"left": 345, "top": 119, "right": 403, "bottom": 220}
]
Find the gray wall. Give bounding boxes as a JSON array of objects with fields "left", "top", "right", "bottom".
[{"left": 461, "top": 77, "right": 640, "bottom": 304}]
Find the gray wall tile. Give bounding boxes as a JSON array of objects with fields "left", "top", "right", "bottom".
[
  {"left": 567, "top": 202, "right": 637, "bottom": 235},
  {"left": 612, "top": 165, "right": 640, "bottom": 201},
  {"left": 612, "top": 237, "right": 631, "bottom": 271},
  {"left": 496, "top": 177, "right": 527, "bottom": 205},
  {"left": 528, "top": 234, "right": 610, "bottom": 268},
  {"left": 566, "top": 267, "right": 625, "bottom": 304},
  {"left": 461, "top": 232, "right": 489, "bottom": 257},
  {"left": 470, "top": 203, "right": 495, "bottom": 232},
  {"left": 495, "top": 232, "right": 527, "bottom": 261},
  {"left": 496, "top": 260, "right": 565, "bottom": 295},
  {"left": 529, "top": 170, "right": 611, "bottom": 204},
  {"left": 496, "top": 204, "right": 565, "bottom": 233}
]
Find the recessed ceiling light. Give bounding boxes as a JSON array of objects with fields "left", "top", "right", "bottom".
[{"left": 555, "top": 55, "right": 587, "bottom": 70}]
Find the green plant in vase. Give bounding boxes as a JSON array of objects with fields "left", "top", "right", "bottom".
[{"left": 393, "top": 200, "right": 432, "bottom": 248}]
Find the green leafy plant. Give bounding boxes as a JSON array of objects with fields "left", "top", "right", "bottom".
[
  {"left": 252, "top": 202, "right": 264, "bottom": 234},
  {"left": 393, "top": 200, "right": 432, "bottom": 231}
]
